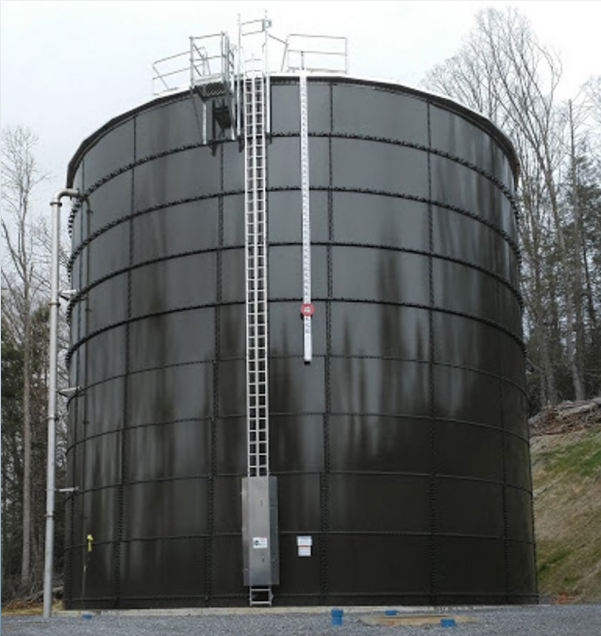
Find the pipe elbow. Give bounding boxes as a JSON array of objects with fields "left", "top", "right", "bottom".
[{"left": 50, "top": 188, "right": 81, "bottom": 206}]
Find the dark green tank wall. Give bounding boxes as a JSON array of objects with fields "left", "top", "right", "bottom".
[{"left": 64, "top": 76, "right": 537, "bottom": 608}]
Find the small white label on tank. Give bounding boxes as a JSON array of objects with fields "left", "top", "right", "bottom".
[
  {"left": 252, "top": 537, "right": 268, "bottom": 549},
  {"left": 298, "top": 546, "right": 312, "bottom": 557},
  {"left": 297, "top": 535, "right": 312, "bottom": 547}
]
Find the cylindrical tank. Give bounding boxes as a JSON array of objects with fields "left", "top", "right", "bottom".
[{"left": 64, "top": 75, "right": 537, "bottom": 608}]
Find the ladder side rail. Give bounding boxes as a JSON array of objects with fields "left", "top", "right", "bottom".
[
  {"left": 259, "top": 75, "right": 269, "bottom": 475},
  {"left": 244, "top": 74, "right": 254, "bottom": 478},
  {"left": 254, "top": 81, "right": 262, "bottom": 475},
  {"left": 250, "top": 73, "right": 258, "bottom": 477},
  {"left": 263, "top": 20, "right": 271, "bottom": 136},
  {"left": 258, "top": 76, "right": 268, "bottom": 476},
  {"left": 244, "top": 80, "right": 250, "bottom": 475}
]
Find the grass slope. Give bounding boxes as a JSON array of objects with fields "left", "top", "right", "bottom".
[{"left": 531, "top": 427, "right": 601, "bottom": 602}]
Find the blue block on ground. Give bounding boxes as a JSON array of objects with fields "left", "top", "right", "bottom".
[
  {"left": 441, "top": 617, "right": 457, "bottom": 627},
  {"left": 331, "top": 608, "right": 344, "bottom": 626}
]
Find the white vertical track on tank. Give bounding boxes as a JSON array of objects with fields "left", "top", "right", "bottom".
[{"left": 299, "top": 72, "right": 312, "bottom": 362}]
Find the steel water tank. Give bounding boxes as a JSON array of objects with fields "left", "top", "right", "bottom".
[{"left": 64, "top": 75, "right": 537, "bottom": 608}]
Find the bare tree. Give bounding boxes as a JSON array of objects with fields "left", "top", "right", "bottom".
[
  {"left": 516, "top": 138, "right": 558, "bottom": 404},
  {"left": 585, "top": 75, "right": 601, "bottom": 125},
  {"left": 1, "top": 125, "right": 47, "bottom": 590},
  {"left": 566, "top": 100, "right": 587, "bottom": 399},
  {"left": 423, "top": 7, "right": 595, "bottom": 405}
]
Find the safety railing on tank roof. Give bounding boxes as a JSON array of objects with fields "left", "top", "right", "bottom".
[
  {"left": 151, "top": 25, "right": 348, "bottom": 96},
  {"left": 280, "top": 34, "right": 348, "bottom": 73},
  {"left": 152, "top": 32, "right": 235, "bottom": 96}
]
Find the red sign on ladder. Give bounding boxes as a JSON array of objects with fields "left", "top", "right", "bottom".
[{"left": 300, "top": 303, "right": 315, "bottom": 317}]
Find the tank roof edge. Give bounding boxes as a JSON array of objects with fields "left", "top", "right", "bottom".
[{"left": 66, "top": 75, "right": 519, "bottom": 187}]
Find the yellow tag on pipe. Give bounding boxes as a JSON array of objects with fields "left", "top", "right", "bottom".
[{"left": 87, "top": 534, "right": 94, "bottom": 553}]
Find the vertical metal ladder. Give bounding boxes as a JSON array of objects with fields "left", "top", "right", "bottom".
[
  {"left": 244, "top": 70, "right": 272, "bottom": 607},
  {"left": 244, "top": 71, "right": 269, "bottom": 482}
]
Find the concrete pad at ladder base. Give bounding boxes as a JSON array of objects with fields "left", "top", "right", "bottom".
[{"left": 361, "top": 614, "right": 478, "bottom": 626}]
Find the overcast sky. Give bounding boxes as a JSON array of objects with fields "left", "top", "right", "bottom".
[{"left": 1, "top": 0, "right": 599, "bottom": 209}]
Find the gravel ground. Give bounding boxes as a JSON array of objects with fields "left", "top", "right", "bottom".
[{"left": 2, "top": 604, "right": 601, "bottom": 636}]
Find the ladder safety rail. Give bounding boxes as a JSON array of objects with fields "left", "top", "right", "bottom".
[
  {"left": 190, "top": 42, "right": 212, "bottom": 80},
  {"left": 263, "top": 14, "right": 271, "bottom": 137},
  {"left": 153, "top": 32, "right": 234, "bottom": 96},
  {"left": 299, "top": 72, "right": 313, "bottom": 364},
  {"left": 282, "top": 33, "right": 348, "bottom": 73},
  {"left": 237, "top": 12, "right": 273, "bottom": 137},
  {"left": 151, "top": 19, "right": 347, "bottom": 139},
  {"left": 152, "top": 50, "right": 190, "bottom": 94}
]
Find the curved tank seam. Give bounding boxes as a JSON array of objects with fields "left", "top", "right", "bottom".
[
  {"left": 67, "top": 242, "right": 523, "bottom": 324},
  {"left": 66, "top": 299, "right": 526, "bottom": 365},
  {"left": 68, "top": 187, "right": 521, "bottom": 275},
  {"left": 64, "top": 410, "right": 532, "bottom": 455},
  {"left": 71, "top": 354, "right": 527, "bottom": 400}
]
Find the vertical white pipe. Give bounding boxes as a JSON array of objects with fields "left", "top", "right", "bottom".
[{"left": 44, "top": 189, "right": 79, "bottom": 619}]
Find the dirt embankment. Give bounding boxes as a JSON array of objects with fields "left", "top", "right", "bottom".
[{"left": 530, "top": 398, "right": 601, "bottom": 602}]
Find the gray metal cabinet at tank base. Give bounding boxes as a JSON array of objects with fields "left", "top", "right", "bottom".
[{"left": 63, "top": 74, "right": 536, "bottom": 609}]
